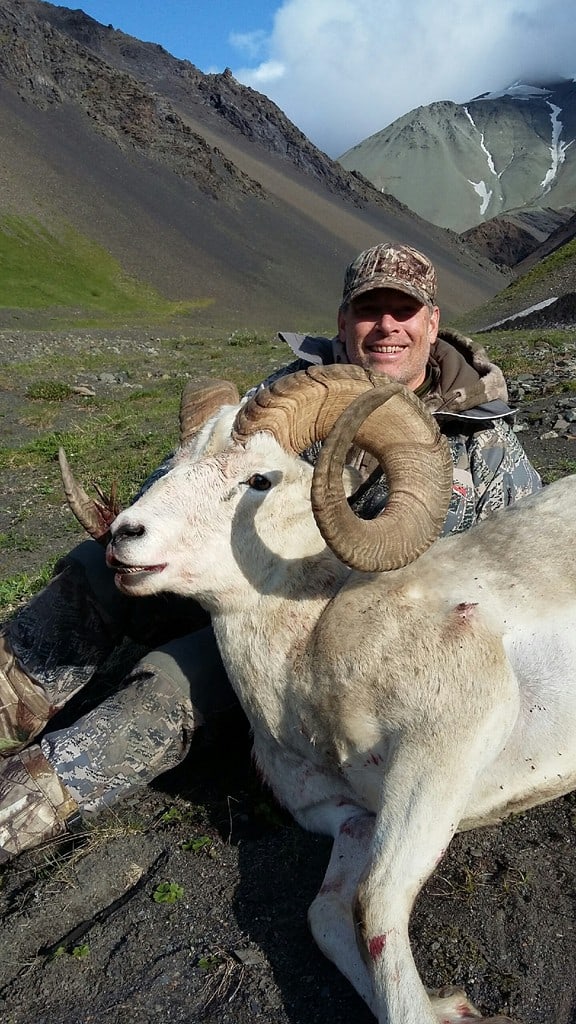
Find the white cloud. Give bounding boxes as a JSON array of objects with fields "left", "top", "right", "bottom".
[
  {"left": 241, "top": 59, "right": 286, "bottom": 85},
  {"left": 228, "top": 29, "right": 269, "bottom": 60},
  {"left": 231, "top": 0, "right": 576, "bottom": 156}
]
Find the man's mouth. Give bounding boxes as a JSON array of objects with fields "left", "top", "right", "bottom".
[{"left": 369, "top": 345, "right": 404, "bottom": 354}]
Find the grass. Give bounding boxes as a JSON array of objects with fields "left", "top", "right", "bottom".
[
  {"left": 469, "top": 327, "right": 572, "bottom": 379},
  {"left": 0, "top": 214, "right": 204, "bottom": 321},
  {"left": 0, "top": 563, "right": 57, "bottom": 609},
  {"left": 500, "top": 238, "right": 576, "bottom": 297},
  {"left": 0, "top": 327, "right": 285, "bottom": 617}
]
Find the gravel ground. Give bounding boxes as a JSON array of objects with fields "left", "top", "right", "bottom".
[{"left": 2, "top": 326, "right": 576, "bottom": 1024}]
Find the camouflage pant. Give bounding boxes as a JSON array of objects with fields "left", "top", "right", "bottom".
[
  {"left": 40, "top": 628, "right": 236, "bottom": 811},
  {"left": 0, "top": 626, "right": 235, "bottom": 859},
  {"left": 1, "top": 540, "right": 235, "bottom": 813}
]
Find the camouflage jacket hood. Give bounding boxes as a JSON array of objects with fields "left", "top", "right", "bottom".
[{"left": 278, "top": 328, "right": 515, "bottom": 425}]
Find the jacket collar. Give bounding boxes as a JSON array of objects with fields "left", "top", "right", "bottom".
[{"left": 277, "top": 329, "right": 516, "bottom": 422}]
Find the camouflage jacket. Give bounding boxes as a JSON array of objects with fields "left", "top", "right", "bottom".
[{"left": 252, "top": 328, "right": 542, "bottom": 535}]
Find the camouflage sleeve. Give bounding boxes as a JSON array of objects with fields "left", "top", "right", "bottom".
[
  {"left": 442, "top": 420, "right": 542, "bottom": 535},
  {"left": 468, "top": 419, "right": 542, "bottom": 520}
]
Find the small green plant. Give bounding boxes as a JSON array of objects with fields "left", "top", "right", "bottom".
[
  {"left": 153, "top": 881, "right": 184, "bottom": 904},
  {"left": 182, "top": 834, "right": 212, "bottom": 853},
  {"left": 160, "top": 806, "right": 184, "bottom": 824},
  {"left": 49, "top": 942, "right": 90, "bottom": 960},
  {"left": 27, "top": 381, "right": 73, "bottom": 401},
  {"left": 197, "top": 953, "right": 223, "bottom": 972},
  {"left": 71, "top": 943, "right": 90, "bottom": 959}
]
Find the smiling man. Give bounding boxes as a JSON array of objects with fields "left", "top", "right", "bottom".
[
  {"left": 337, "top": 244, "right": 439, "bottom": 386},
  {"left": 0, "top": 242, "right": 542, "bottom": 861},
  {"left": 264, "top": 241, "right": 541, "bottom": 532}
]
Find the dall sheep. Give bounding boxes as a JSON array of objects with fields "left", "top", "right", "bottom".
[{"left": 62, "top": 364, "right": 576, "bottom": 1024}]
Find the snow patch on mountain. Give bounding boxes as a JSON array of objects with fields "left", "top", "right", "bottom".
[
  {"left": 483, "top": 297, "right": 559, "bottom": 330},
  {"left": 540, "top": 103, "right": 573, "bottom": 193},
  {"left": 471, "top": 82, "right": 553, "bottom": 102},
  {"left": 463, "top": 106, "right": 499, "bottom": 215}
]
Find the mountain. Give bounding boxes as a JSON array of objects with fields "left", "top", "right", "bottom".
[
  {"left": 0, "top": 0, "right": 507, "bottom": 328},
  {"left": 451, "top": 220, "right": 576, "bottom": 334},
  {"left": 461, "top": 205, "right": 576, "bottom": 268},
  {"left": 338, "top": 81, "right": 576, "bottom": 236}
]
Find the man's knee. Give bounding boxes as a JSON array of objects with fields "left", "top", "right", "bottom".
[{"left": 138, "top": 628, "right": 237, "bottom": 719}]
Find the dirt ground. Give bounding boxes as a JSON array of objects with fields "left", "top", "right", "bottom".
[{"left": 2, "top": 328, "right": 576, "bottom": 1024}]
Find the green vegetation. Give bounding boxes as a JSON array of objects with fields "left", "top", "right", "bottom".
[
  {"left": 71, "top": 943, "right": 90, "bottom": 959},
  {"left": 0, "top": 328, "right": 284, "bottom": 617},
  {"left": 153, "top": 881, "right": 184, "bottom": 904},
  {"left": 501, "top": 238, "right": 576, "bottom": 297},
  {"left": 27, "top": 380, "right": 74, "bottom": 401},
  {"left": 471, "top": 328, "right": 571, "bottom": 379},
  {"left": 182, "top": 835, "right": 213, "bottom": 854},
  {"left": 0, "top": 563, "right": 57, "bottom": 610},
  {"left": 0, "top": 215, "right": 202, "bottom": 322}
]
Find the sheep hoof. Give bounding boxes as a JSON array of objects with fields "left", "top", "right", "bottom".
[{"left": 428, "top": 986, "right": 521, "bottom": 1022}]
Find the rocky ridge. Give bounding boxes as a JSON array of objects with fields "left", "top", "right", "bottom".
[
  {"left": 462, "top": 206, "right": 576, "bottom": 268},
  {"left": 0, "top": 0, "right": 507, "bottom": 324}
]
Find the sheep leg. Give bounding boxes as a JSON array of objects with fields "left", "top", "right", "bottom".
[
  {"left": 354, "top": 700, "right": 518, "bottom": 1023},
  {"left": 306, "top": 809, "right": 516, "bottom": 1023},
  {"left": 308, "top": 809, "right": 378, "bottom": 1013}
]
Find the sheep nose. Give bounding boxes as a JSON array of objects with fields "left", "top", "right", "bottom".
[{"left": 112, "top": 521, "right": 146, "bottom": 543}]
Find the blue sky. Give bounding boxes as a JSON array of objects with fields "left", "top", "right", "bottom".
[
  {"left": 63, "top": 1, "right": 575, "bottom": 157},
  {"left": 71, "top": 0, "right": 277, "bottom": 71}
]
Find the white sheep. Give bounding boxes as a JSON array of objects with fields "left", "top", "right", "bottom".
[{"left": 63, "top": 365, "right": 576, "bottom": 1024}]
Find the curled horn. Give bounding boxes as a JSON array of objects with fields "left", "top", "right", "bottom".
[
  {"left": 233, "top": 364, "right": 453, "bottom": 572},
  {"left": 233, "top": 365, "right": 374, "bottom": 453},
  {"left": 311, "top": 386, "right": 453, "bottom": 571},
  {"left": 180, "top": 378, "right": 240, "bottom": 445},
  {"left": 58, "top": 448, "right": 121, "bottom": 545}
]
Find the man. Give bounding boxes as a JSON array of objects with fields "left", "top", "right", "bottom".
[{"left": 0, "top": 243, "right": 541, "bottom": 861}]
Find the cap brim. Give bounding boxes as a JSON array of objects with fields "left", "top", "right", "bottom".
[{"left": 346, "top": 276, "right": 433, "bottom": 307}]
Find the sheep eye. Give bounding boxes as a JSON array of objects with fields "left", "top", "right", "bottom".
[{"left": 246, "top": 473, "right": 271, "bottom": 491}]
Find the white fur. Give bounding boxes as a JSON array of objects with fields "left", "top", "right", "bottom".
[{"left": 109, "top": 413, "right": 576, "bottom": 1024}]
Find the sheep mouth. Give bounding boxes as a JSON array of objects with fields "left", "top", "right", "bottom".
[{"left": 112, "top": 562, "right": 167, "bottom": 588}]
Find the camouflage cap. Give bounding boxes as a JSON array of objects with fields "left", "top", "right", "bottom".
[{"left": 341, "top": 242, "right": 437, "bottom": 308}]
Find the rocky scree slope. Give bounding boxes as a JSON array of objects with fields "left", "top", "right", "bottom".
[{"left": 0, "top": 0, "right": 508, "bottom": 325}]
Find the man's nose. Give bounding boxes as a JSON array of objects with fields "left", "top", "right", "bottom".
[{"left": 375, "top": 311, "right": 398, "bottom": 330}]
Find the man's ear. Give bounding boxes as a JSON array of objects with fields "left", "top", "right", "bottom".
[
  {"left": 337, "top": 306, "right": 347, "bottom": 343},
  {"left": 428, "top": 305, "right": 440, "bottom": 345}
]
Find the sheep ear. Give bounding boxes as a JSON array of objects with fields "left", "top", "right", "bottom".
[{"left": 58, "top": 448, "right": 120, "bottom": 545}]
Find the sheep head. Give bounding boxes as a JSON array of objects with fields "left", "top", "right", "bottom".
[
  {"left": 62, "top": 365, "right": 452, "bottom": 575},
  {"left": 233, "top": 365, "right": 453, "bottom": 571}
]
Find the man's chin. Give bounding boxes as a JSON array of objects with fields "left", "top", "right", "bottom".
[{"left": 365, "top": 357, "right": 405, "bottom": 381}]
